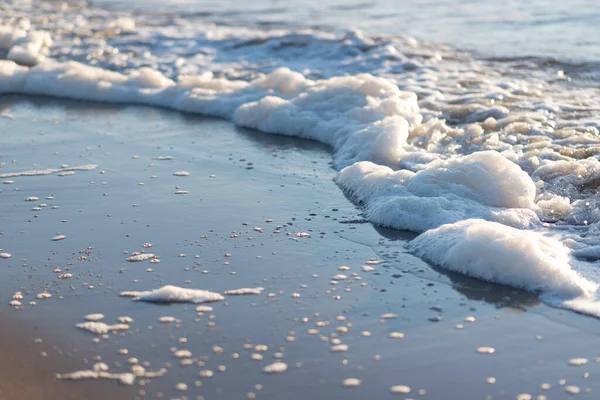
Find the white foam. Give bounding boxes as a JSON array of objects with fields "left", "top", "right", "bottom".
[
  {"left": 118, "top": 316, "right": 133, "bottom": 324},
  {"left": 224, "top": 287, "right": 265, "bottom": 295},
  {"left": 390, "top": 385, "right": 411, "bottom": 394},
  {"left": 337, "top": 151, "right": 540, "bottom": 232},
  {"left": 410, "top": 219, "right": 600, "bottom": 315},
  {"left": 126, "top": 253, "right": 155, "bottom": 262},
  {"left": 3, "top": 1, "right": 600, "bottom": 320},
  {"left": 263, "top": 362, "right": 288, "bottom": 374},
  {"left": 93, "top": 363, "right": 110, "bottom": 372},
  {"left": 58, "top": 366, "right": 166, "bottom": 385},
  {"left": 331, "top": 344, "right": 349, "bottom": 352},
  {"left": 109, "top": 17, "right": 136, "bottom": 32},
  {"left": 76, "top": 321, "right": 130, "bottom": 334},
  {"left": 569, "top": 358, "right": 588, "bottom": 366},
  {"left": 121, "top": 285, "right": 225, "bottom": 304},
  {"left": 173, "top": 349, "right": 192, "bottom": 358},
  {"left": 0, "top": 164, "right": 98, "bottom": 178},
  {"left": 332, "top": 274, "right": 348, "bottom": 281},
  {"left": 476, "top": 347, "right": 495, "bottom": 354},
  {"left": 0, "top": 60, "right": 425, "bottom": 169},
  {"left": 119, "top": 291, "right": 142, "bottom": 298},
  {"left": 343, "top": 378, "right": 361, "bottom": 387},
  {"left": 7, "top": 30, "right": 52, "bottom": 66},
  {"left": 58, "top": 370, "right": 136, "bottom": 385},
  {"left": 0, "top": 25, "right": 27, "bottom": 51},
  {"left": 153, "top": 156, "right": 175, "bottom": 160},
  {"left": 233, "top": 73, "right": 421, "bottom": 169}
]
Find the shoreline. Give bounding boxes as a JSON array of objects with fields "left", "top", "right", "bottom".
[{"left": 1, "top": 96, "right": 600, "bottom": 399}]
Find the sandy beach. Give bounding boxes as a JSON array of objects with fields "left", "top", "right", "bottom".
[
  {"left": 0, "top": 96, "right": 598, "bottom": 399},
  {"left": 2, "top": 0, "right": 600, "bottom": 398}
]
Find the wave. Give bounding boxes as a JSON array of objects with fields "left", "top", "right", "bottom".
[{"left": 2, "top": 0, "right": 600, "bottom": 317}]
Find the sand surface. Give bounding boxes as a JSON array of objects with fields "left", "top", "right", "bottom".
[{"left": 1, "top": 96, "right": 600, "bottom": 399}]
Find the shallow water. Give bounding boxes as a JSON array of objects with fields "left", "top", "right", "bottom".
[
  {"left": 4, "top": 2, "right": 600, "bottom": 395},
  {"left": 4, "top": 96, "right": 600, "bottom": 400},
  {"left": 93, "top": 0, "right": 600, "bottom": 63},
  {"left": 2, "top": 0, "right": 600, "bottom": 318}
]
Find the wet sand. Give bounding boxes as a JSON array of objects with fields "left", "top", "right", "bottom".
[{"left": 1, "top": 96, "right": 600, "bottom": 400}]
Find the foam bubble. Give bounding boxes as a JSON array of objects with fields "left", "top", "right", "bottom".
[
  {"left": 121, "top": 285, "right": 225, "bottom": 304},
  {"left": 569, "top": 358, "right": 588, "bottom": 366},
  {"left": 173, "top": 350, "right": 192, "bottom": 359},
  {"left": 565, "top": 385, "right": 581, "bottom": 394},
  {"left": 126, "top": 253, "right": 155, "bottom": 262},
  {"left": 476, "top": 347, "right": 495, "bottom": 354},
  {"left": 84, "top": 313, "right": 104, "bottom": 321},
  {"left": 331, "top": 344, "right": 349, "bottom": 352},
  {"left": 76, "top": 321, "right": 130, "bottom": 334},
  {"left": 224, "top": 287, "right": 265, "bottom": 295},
  {"left": 263, "top": 362, "right": 287, "bottom": 374},
  {"left": 342, "top": 378, "right": 361, "bottom": 387},
  {"left": 390, "top": 385, "right": 411, "bottom": 394}
]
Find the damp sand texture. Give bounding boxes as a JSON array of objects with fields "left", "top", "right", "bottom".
[
  {"left": 2, "top": 0, "right": 600, "bottom": 399},
  {"left": 1, "top": 97, "right": 600, "bottom": 400}
]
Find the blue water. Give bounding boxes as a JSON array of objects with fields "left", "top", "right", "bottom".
[{"left": 92, "top": 0, "right": 600, "bottom": 63}]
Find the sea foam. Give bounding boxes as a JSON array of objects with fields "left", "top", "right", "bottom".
[
  {"left": 336, "top": 151, "right": 540, "bottom": 232},
  {"left": 120, "top": 285, "right": 225, "bottom": 304},
  {"left": 2, "top": 3, "right": 600, "bottom": 318},
  {"left": 410, "top": 219, "right": 596, "bottom": 298},
  {"left": 410, "top": 219, "right": 600, "bottom": 316}
]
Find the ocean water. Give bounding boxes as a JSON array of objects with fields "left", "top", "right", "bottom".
[
  {"left": 1, "top": 0, "right": 600, "bottom": 317},
  {"left": 93, "top": 0, "right": 600, "bottom": 63}
]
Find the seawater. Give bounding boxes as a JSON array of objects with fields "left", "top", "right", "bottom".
[
  {"left": 93, "top": 0, "right": 600, "bottom": 63},
  {"left": 1, "top": 0, "right": 600, "bottom": 317}
]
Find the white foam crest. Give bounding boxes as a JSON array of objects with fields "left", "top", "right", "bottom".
[
  {"left": 409, "top": 219, "right": 600, "bottom": 314},
  {"left": 0, "top": 61, "right": 423, "bottom": 168},
  {"left": 233, "top": 73, "right": 422, "bottom": 168},
  {"left": 3, "top": 0, "right": 600, "bottom": 319},
  {"left": 337, "top": 151, "right": 540, "bottom": 232}
]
